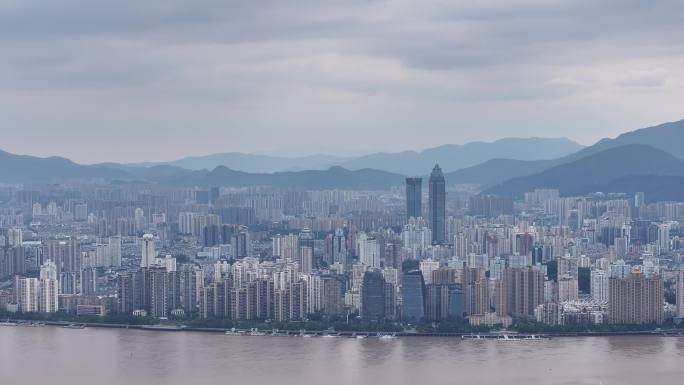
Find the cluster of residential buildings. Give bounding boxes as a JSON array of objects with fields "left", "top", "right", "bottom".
[{"left": 1, "top": 167, "right": 683, "bottom": 329}]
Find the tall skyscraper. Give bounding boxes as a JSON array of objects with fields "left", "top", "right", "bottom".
[
  {"left": 141, "top": 234, "right": 156, "bottom": 268},
  {"left": 405, "top": 177, "right": 422, "bottom": 219},
  {"left": 428, "top": 164, "right": 446, "bottom": 245}
]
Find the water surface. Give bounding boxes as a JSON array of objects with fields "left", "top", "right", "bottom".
[{"left": 1, "top": 327, "right": 682, "bottom": 385}]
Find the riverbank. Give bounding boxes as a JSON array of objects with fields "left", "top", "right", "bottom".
[{"left": 3, "top": 319, "right": 684, "bottom": 338}]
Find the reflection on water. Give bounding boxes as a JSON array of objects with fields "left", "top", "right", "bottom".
[
  {"left": 605, "top": 334, "right": 666, "bottom": 357},
  {"left": 1, "top": 327, "right": 683, "bottom": 385}
]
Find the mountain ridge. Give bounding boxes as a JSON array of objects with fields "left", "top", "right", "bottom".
[
  {"left": 1, "top": 118, "right": 683, "bottom": 194},
  {"left": 126, "top": 137, "right": 583, "bottom": 174},
  {"left": 443, "top": 118, "right": 684, "bottom": 188},
  {"left": 483, "top": 144, "right": 684, "bottom": 198}
]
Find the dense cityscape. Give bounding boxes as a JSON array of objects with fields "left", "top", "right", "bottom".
[
  {"left": 1, "top": 161, "right": 683, "bottom": 335},
  {"left": 4, "top": 1, "right": 684, "bottom": 384}
]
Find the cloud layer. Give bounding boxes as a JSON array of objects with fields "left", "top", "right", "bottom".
[{"left": 1, "top": 0, "right": 683, "bottom": 163}]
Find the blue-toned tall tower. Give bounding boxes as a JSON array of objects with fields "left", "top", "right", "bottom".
[{"left": 428, "top": 164, "right": 446, "bottom": 245}]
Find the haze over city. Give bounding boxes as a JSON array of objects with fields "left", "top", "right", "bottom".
[
  {"left": 2, "top": 0, "right": 684, "bottom": 162},
  {"left": 3, "top": 2, "right": 684, "bottom": 385}
]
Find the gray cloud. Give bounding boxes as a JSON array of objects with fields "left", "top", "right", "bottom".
[{"left": 0, "top": 0, "right": 683, "bottom": 163}]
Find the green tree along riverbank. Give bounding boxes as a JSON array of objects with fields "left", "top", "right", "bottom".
[
  {"left": 0, "top": 310, "right": 156, "bottom": 326},
  {"left": 2, "top": 310, "right": 678, "bottom": 335}
]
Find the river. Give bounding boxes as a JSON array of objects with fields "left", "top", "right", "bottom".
[{"left": 1, "top": 326, "right": 683, "bottom": 385}]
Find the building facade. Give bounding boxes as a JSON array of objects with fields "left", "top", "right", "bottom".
[
  {"left": 405, "top": 177, "right": 423, "bottom": 219},
  {"left": 608, "top": 270, "right": 664, "bottom": 325},
  {"left": 428, "top": 165, "right": 446, "bottom": 245}
]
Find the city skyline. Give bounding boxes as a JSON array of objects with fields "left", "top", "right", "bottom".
[
  {"left": 2, "top": 2, "right": 684, "bottom": 384},
  {"left": 3, "top": 174, "right": 681, "bottom": 329},
  {"left": 2, "top": 153, "right": 684, "bottom": 385}
]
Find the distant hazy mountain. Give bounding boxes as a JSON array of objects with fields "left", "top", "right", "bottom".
[
  {"left": 133, "top": 153, "right": 350, "bottom": 173},
  {"left": 337, "top": 137, "right": 584, "bottom": 175},
  {"left": 132, "top": 137, "right": 583, "bottom": 174},
  {"left": 443, "top": 158, "right": 551, "bottom": 187},
  {"left": 254, "top": 144, "right": 371, "bottom": 158},
  {"left": 0, "top": 150, "right": 129, "bottom": 183},
  {"left": 3, "top": 118, "right": 683, "bottom": 194},
  {"left": 192, "top": 166, "right": 404, "bottom": 190},
  {"left": 444, "top": 118, "right": 684, "bottom": 188},
  {"left": 484, "top": 144, "right": 684, "bottom": 198},
  {"left": 571, "top": 118, "right": 684, "bottom": 160},
  {"left": 0, "top": 148, "right": 402, "bottom": 190}
]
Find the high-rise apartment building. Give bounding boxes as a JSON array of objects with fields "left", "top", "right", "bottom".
[
  {"left": 109, "top": 236, "right": 122, "bottom": 267},
  {"left": 299, "top": 228, "right": 314, "bottom": 274},
  {"left": 231, "top": 229, "right": 250, "bottom": 259},
  {"left": 558, "top": 274, "right": 579, "bottom": 302},
  {"left": 16, "top": 277, "right": 39, "bottom": 313},
  {"left": 504, "top": 267, "right": 545, "bottom": 319},
  {"left": 313, "top": 275, "right": 343, "bottom": 316},
  {"left": 47, "top": 238, "right": 80, "bottom": 274},
  {"left": 39, "top": 277, "right": 59, "bottom": 313},
  {"left": 141, "top": 234, "right": 156, "bottom": 268},
  {"left": 357, "top": 232, "right": 380, "bottom": 268},
  {"left": 608, "top": 269, "right": 664, "bottom": 325},
  {"left": 80, "top": 267, "right": 98, "bottom": 296},
  {"left": 331, "top": 228, "right": 347, "bottom": 267},
  {"left": 147, "top": 267, "right": 170, "bottom": 318},
  {"left": 591, "top": 269, "right": 609, "bottom": 303},
  {"left": 463, "top": 267, "right": 487, "bottom": 317}
]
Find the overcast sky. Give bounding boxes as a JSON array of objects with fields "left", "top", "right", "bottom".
[{"left": 1, "top": 0, "right": 683, "bottom": 163}]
